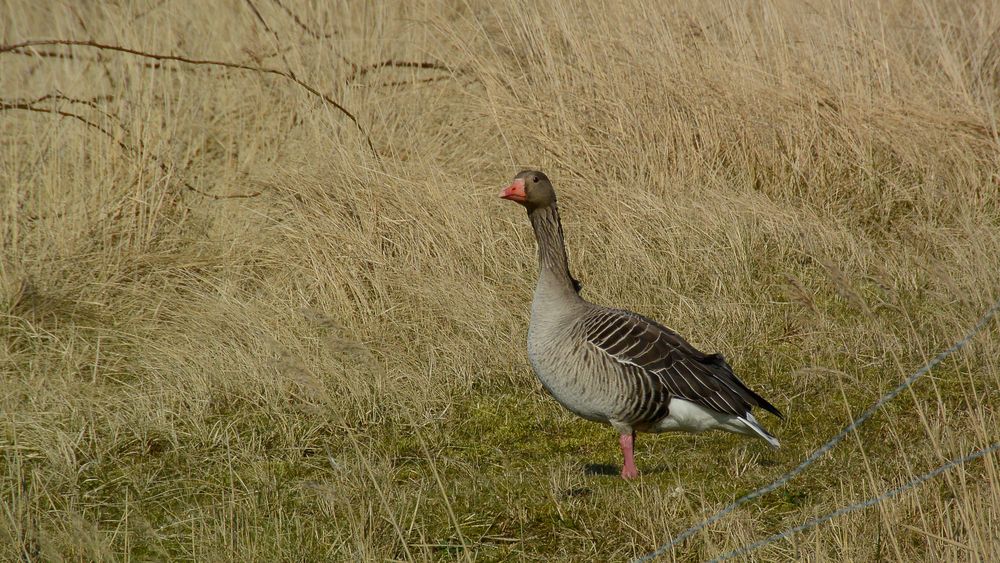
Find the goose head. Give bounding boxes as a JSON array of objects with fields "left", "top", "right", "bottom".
[{"left": 500, "top": 170, "right": 555, "bottom": 211}]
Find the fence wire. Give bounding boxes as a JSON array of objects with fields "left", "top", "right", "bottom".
[
  {"left": 711, "top": 441, "right": 1000, "bottom": 561},
  {"left": 633, "top": 296, "right": 1000, "bottom": 562}
]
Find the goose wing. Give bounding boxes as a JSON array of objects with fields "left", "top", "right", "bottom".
[{"left": 582, "top": 307, "right": 782, "bottom": 419}]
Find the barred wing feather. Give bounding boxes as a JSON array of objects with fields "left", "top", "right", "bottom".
[{"left": 582, "top": 308, "right": 783, "bottom": 421}]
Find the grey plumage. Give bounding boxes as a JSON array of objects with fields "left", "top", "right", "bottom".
[
  {"left": 580, "top": 307, "right": 782, "bottom": 426},
  {"left": 502, "top": 170, "right": 782, "bottom": 477}
]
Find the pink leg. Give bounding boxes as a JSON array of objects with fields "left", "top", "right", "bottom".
[{"left": 619, "top": 431, "right": 639, "bottom": 480}]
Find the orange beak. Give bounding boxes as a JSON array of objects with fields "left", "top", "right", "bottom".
[{"left": 500, "top": 178, "right": 527, "bottom": 203}]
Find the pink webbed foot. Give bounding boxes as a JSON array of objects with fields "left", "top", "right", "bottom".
[{"left": 619, "top": 431, "right": 639, "bottom": 480}]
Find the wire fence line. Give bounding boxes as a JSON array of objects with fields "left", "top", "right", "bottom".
[
  {"left": 633, "top": 296, "right": 1000, "bottom": 563},
  {"left": 708, "top": 441, "right": 1000, "bottom": 561}
]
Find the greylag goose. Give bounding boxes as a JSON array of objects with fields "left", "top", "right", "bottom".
[{"left": 500, "top": 170, "right": 782, "bottom": 479}]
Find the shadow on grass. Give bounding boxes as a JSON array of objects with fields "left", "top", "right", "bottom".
[
  {"left": 584, "top": 463, "right": 620, "bottom": 476},
  {"left": 585, "top": 462, "right": 673, "bottom": 477}
]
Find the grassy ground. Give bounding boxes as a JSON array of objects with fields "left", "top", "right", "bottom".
[{"left": 2, "top": 0, "right": 1000, "bottom": 560}]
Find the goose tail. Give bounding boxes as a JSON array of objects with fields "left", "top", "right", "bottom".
[{"left": 738, "top": 412, "right": 780, "bottom": 448}]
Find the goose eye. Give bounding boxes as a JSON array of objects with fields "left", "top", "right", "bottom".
[{"left": 532, "top": 176, "right": 539, "bottom": 183}]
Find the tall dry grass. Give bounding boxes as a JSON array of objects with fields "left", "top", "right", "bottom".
[{"left": 2, "top": 0, "right": 999, "bottom": 560}]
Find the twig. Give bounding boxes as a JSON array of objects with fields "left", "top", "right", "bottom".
[
  {"left": 244, "top": 1, "right": 356, "bottom": 77},
  {"left": 132, "top": 0, "right": 167, "bottom": 21},
  {"left": 1, "top": 101, "right": 127, "bottom": 151},
  {"left": 243, "top": 0, "right": 299, "bottom": 80},
  {"left": 20, "top": 92, "right": 120, "bottom": 122},
  {"left": 269, "top": 0, "right": 335, "bottom": 40},
  {"left": 0, "top": 98, "right": 260, "bottom": 200},
  {"left": 376, "top": 75, "right": 458, "bottom": 88},
  {"left": 9, "top": 45, "right": 293, "bottom": 71},
  {"left": 2, "top": 39, "right": 381, "bottom": 163},
  {"left": 346, "top": 59, "right": 455, "bottom": 84},
  {"left": 66, "top": 6, "right": 117, "bottom": 88}
]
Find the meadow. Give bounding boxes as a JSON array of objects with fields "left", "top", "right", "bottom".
[{"left": 2, "top": 0, "right": 999, "bottom": 560}]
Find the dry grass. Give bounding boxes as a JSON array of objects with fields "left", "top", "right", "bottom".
[{"left": 2, "top": 0, "right": 1000, "bottom": 560}]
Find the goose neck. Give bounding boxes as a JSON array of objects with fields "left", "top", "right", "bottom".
[{"left": 528, "top": 203, "right": 579, "bottom": 298}]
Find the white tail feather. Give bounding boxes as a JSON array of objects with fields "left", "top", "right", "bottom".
[{"left": 738, "top": 413, "right": 780, "bottom": 448}]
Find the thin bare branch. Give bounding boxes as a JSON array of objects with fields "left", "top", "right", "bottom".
[
  {"left": 5, "top": 47, "right": 182, "bottom": 71},
  {"left": 25, "top": 92, "right": 119, "bottom": 121},
  {"left": 377, "top": 75, "right": 459, "bottom": 88},
  {"left": 346, "top": 58, "right": 455, "bottom": 84},
  {"left": 0, "top": 98, "right": 261, "bottom": 200},
  {"left": 2, "top": 39, "right": 381, "bottom": 163},
  {"left": 9, "top": 44, "right": 292, "bottom": 71},
  {"left": 132, "top": 0, "right": 167, "bottom": 21},
  {"left": 269, "top": 0, "right": 335, "bottom": 40},
  {"left": 244, "top": 0, "right": 299, "bottom": 81},
  {"left": 1, "top": 101, "right": 125, "bottom": 150},
  {"left": 360, "top": 59, "right": 454, "bottom": 76}
]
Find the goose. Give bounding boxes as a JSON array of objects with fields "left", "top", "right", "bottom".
[{"left": 500, "top": 170, "right": 782, "bottom": 479}]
